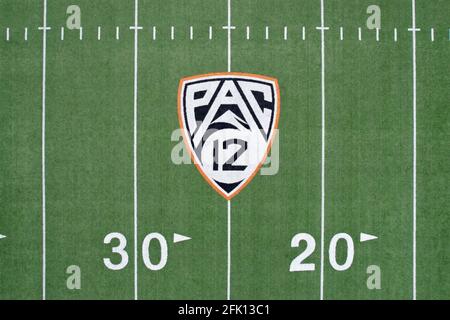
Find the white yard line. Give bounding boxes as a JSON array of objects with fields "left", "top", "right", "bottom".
[
  {"left": 358, "top": 27, "right": 362, "bottom": 41},
  {"left": 38, "top": 0, "right": 49, "bottom": 301},
  {"left": 224, "top": 0, "right": 234, "bottom": 73},
  {"left": 97, "top": 26, "right": 101, "bottom": 40},
  {"left": 130, "top": 0, "right": 142, "bottom": 301},
  {"left": 153, "top": 26, "right": 156, "bottom": 40},
  {"left": 317, "top": 0, "right": 327, "bottom": 301},
  {"left": 190, "top": 26, "right": 193, "bottom": 40},
  {"left": 116, "top": 26, "right": 120, "bottom": 40},
  {"left": 209, "top": 26, "right": 213, "bottom": 40},
  {"left": 284, "top": 26, "right": 288, "bottom": 40},
  {"left": 430, "top": 28, "right": 434, "bottom": 42},
  {"left": 246, "top": 26, "right": 250, "bottom": 40},
  {"left": 302, "top": 26, "right": 306, "bottom": 40},
  {"left": 376, "top": 28, "right": 380, "bottom": 42},
  {"left": 79, "top": 27, "right": 83, "bottom": 40},
  {"left": 24, "top": 27, "right": 28, "bottom": 41},
  {"left": 171, "top": 26, "right": 174, "bottom": 40},
  {"left": 394, "top": 28, "right": 398, "bottom": 42},
  {"left": 6, "top": 27, "right": 9, "bottom": 41},
  {"left": 410, "top": 0, "right": 418, "bottom": 301},
  {"left": 225, "top": 0, "right": 233, "bottom": 300},
  {"left": 220, "top": 0, "right": 236, "bottom": 300},
  {"left": 227, "top": 199, "right": 231, "bottom": 300},
  {"left": 265, "top": 26, "right": 269, "bottom": 40},
  {"left": 61, "top": 27, "right": 64, "bottom": 41},
  {"left": 340, "top": 27, "right": 343, "bottom": 40}
]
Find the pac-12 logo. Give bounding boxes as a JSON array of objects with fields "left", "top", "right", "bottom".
[{"left": 178, "top": 73, "right": 280, "bottom": 199}]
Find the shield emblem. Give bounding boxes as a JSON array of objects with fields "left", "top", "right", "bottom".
[{"left": 178, "top": 72, "right": 280, "bottom": 200}]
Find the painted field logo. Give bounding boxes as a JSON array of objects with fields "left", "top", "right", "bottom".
[{"left": 178, "top": 73, "right": 280, "bottom": 199}]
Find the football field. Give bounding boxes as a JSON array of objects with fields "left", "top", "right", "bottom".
[{"left": 0, "top": 0, "right": 449, "bottom": 300}]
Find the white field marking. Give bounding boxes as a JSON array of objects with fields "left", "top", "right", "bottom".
[
  {"left": 376, "top": 28, "right": 380, "bottom": 42},
  {"left": 24, "top": 28, "right": 28, "bottom": 41},
  {"left": 116, "top": 26, "right": 120, "bottom": 40},
  {"left": 394, "top": 28, "right": 398, "bottom": 42},
  {"left": 227, "top": 199, "right": 231, "bottom": 300},
  {"left": 430, "top": 28, "right": 434, "bottom": 42},
  {"left": 226, "top": 0, "right": 232, "bottom": 301},
  {"left": 190, "top": 26, "right": 193, "bottom": 40},
  {"left": 6, "top": 27, "right": 9, "bottom": 41},
  {"left": 360, "top": 233, "right": 378, "bottom": 242},
  {"left": 209, "top": 26, "right": 213, "bottom": 40},
  {"left": 265, "top": 26, "right": 269, "bottom": 40},
  {"left": 358, "top": 27, "right": 362, "bottom": 41},
  {"left": 302, "top": 26, "right": 306, "bottom": 40},
  {"left": 79, "top": 27, "right": 83, "bottom": 40},
  {"left": 222, "top": 0, "right": 235, "bottom": 73},
  {"left": 246, "top": 26, "right": 250, "bottom": 40},
  {"left": 410, "top": 0, "right": 418, "bottom": 301},
  {"left": 319, "top": 0, "right": 327, "bottom": 301},
  {"left": 173, "top": 233, "right": 191, "bottom": 243},
  {"left": 152, "top": 26, "right": 156, "bottom": 40},
  {"left": 132, "top": 0, "right": 140, "bottom": 301},
  {"left": 340, "top": 26, "right": 343, "bottom": 40},
  {"left": 284, "top": 26, "right": 288, "bottom": 40},
  {"left": 60, "top": 27, "right": 64, "bottom": 40},
  {"left": 97, "top": 26, "right": 101, "bottom": 40},
  {"left": 0, "top": 234, "right": 6, "bottom": 240},
  {"left": 39, "top": 0, "right": 49, "bottom": 301},
  {"left": 171, "top": 26, "right": 174, "bottom": 40}
]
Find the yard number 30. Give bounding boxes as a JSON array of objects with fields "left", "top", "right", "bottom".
[{"left": 103, "top": 232, "right": 168, "bottom": 271}]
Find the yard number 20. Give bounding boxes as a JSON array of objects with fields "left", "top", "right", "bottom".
[{"left": 289, "top": 233, "right": 354, "bottom": 272}]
